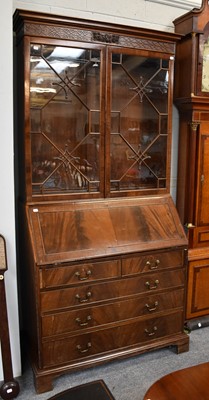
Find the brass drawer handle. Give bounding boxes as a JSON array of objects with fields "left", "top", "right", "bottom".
[
  {"left": 145, "top": 326, "right": 157, "bottom": 336},
  {"left": 75, "top": 291, "right": 92, "bottom": 303},
  {"left": 76, "top": 315, "right": 92, "bottom": 327},
  {"left": 145, "top": 279, "right": 159, "bottom": 290},
  {"left": 145, "top": 301, "right": 159, "bottom": 312},
  {"left": 146, "top": 259, "right": 160, "bottom": 270},
  {"left": 76, "top": 342, "right": 92, "bottom": 353},
  {"left": 75, "top": 269, "right": 92, "bottom": 281}
]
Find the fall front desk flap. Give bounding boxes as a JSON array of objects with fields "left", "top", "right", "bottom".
[{"left": 26, "top": 195, "right": 188, "bottom": 265}]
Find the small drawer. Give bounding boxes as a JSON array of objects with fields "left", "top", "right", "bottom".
[
  {"left": 40, "top": 259, "right": 121, "bottom": 289},
  {"left": 122, "top": 249, "right": 184, "bottom": 276},
  {"left": 40, "top": 269, "right": 185, "bottom": 312},
  {"left": 41, "top": 288, "right": 184, "bottom": 337},
  {"left": 41, "top": 311, "right": 183, "bottom": 367}
]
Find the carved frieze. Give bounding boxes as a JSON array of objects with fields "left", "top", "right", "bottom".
[
  {"left": 24, "top": 23, "right": 175, "bottom": 53},
  {"left": 24, "top": 23, "right": 92, "bottom": 42}
]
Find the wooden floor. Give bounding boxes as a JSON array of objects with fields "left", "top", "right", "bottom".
[{"left": 143, "top": 361, "right": 209, "bottom": 400}]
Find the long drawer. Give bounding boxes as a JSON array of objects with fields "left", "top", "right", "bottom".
[
  {"left": 41, "top": 288, "right": 184, "bottom": 337},
  {"left": 41, "top": 311, "right": 183, "bottom": 367},
  {"left": 40, "top": 269, "right": 185, "bottom": 312}
]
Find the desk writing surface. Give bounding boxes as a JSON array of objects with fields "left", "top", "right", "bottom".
[{"left": 27, "top": 195, "right": 187, "bottom": 265}]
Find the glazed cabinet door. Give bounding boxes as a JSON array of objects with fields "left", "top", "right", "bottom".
[
  {"left": 106, "top": 47, "right": 173, "bottom": 197},
  {"left": 29, "top": 41, "right": 106, "bottom": 200},
  {"left": 25, "top": 39, "right": 174, "bottom": 201}
]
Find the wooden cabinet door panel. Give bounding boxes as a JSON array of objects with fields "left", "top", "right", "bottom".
[
  {"left": 122, "top": 249, "right": 184, "bottom": 276},
  {"left": 40, "top": 269, "right": 185, "bottom": 312},
  {"left": 197, "top": 133, "right": 209, "bottom": 225},
  {"left": 186, "top": 258, "right": 209, "bottom": 319},
  {"left": 42, "top": 289, "right": 184, "bottom": 337},
  {"left": 193, "top": 226, "right": 209, "bottom": 248},
  {"left": 42, "top": 311, "right": 183, "bottom": 367}
]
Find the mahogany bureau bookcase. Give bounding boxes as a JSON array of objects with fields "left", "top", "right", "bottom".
[{"left": 13, "top": 10, "right": 189, "bottom": 393}]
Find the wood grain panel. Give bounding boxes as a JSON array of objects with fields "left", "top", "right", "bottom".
[
  {"left": 41, "top": 289, "right": 184, "bottom": 337},
  {"left": 42, "top": 311, "right": 183, "bottom": 367},
  {"left": 122, "top": 249, "right": 184, "bottom": 276},
  {"left": 186, "top": 258, "right": 209, "bottom": 318},
  {"left": 144, "top": 361, "right": 209, "bottom": 400},
  {"left": 40, "top": 269, "right": 185, "bottom": 312},
  {"left": 40, "top": 259, "right": 121, "bottom": 289},
  {"left": 27, "top": 196, "right": 187, "bottom": 265}
]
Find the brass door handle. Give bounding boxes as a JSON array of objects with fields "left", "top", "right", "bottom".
[
  {"left": 75, "top": 291, "right": 92, "bottom": 303},
  {"left": 75, "top": 270, "right": 92, "bottom": 281},
  {"left": 146, "top": 259, "right": 160, "bottom": 270},
  {"left": 145, "top": 280, "right": 159, "bottom": 290},
  {"left": 76, "top": 342, "right": 92, "bottom": 353},
  {"left": 76, "top": 315, "right": 92, "bottom": 327},
  {"left": 145, "top": 301, "right": 159, "bottom": 312},
  {"left": 145, "top": 326, "right": 157, "bottom": 336}
]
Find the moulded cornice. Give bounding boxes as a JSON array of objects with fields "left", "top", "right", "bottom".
[{"left": 146, "top": 0, "right": 201, "bottom": 10}]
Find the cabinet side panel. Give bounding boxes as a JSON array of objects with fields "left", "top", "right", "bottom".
[
  {"left": 18, "top": 204, "right": 41, "bottom": 367},
  {"left": 174, "top": 36, "right": 193, "bottom": 99},
  {"left": 176, "top": 113, "right": 191, "bottom": 223}
]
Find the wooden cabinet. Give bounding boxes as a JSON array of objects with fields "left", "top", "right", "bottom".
[
  {"left": 174, "top": 0, "right": 209, "bottom": 320},
  {"left": 13, "top": 9, "right": 189, "bottom": 393}
]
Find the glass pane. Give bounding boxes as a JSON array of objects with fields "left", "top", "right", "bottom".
[
  {"left": 30, "top": 44, "right": 101, "bottom": 195},
  {"left": 110, "top": 53, "right": 169, "bottom": 192},
  {"left": 202, "top": 37, "right": 209, "bottom": 92}
]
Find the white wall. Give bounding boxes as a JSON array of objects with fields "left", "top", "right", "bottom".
[
  {"left": 0, "top": 0, "right": 21, "bottom": 382},
  {"left": 0, "top": 0, "right": 201, "bottom": 382},
  {"left": 13, "top": 0, "right": 201, "bottom": 31}
]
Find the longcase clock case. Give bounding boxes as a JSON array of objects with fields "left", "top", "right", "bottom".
[
  {"left": 174, "top": 0, "right": 209, "bottom": 321},
  {"left": 13, "top": 9, "right": 189, "bottom": 393}
]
